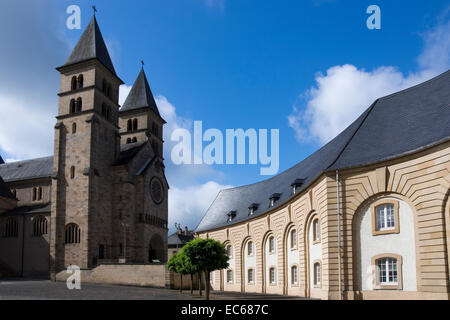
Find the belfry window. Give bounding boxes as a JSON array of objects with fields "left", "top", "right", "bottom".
[
  {"left": 126, "top": 138, "right": 132, "bottom": 144},
  {"left": 77, "top": 74, "right": 83, "bottom": 89},
  {"left": 71, "top": 76, "right": 77, "bottom": 91},
  {"left": 133, "top": 119, "right": 138, "bottom": 131},
  {"left": 2, "top": 217, "right": 18, "bottom": 238},
  {"left": 76, "top": 98, "right": 82, "bottom": 112},
  {"left": 132, "top": 137, "right": 137, "bottom": 143},
  {"left": 65, "top": 223, "right": 81, "bottom": 244},
  {"left": 33, "top": 216, "right": 48, "bottom": 237},
  {"left": 37, "top": 187, "right": 42, "bottom": 200},
  {"left": 70, "top": 99, "right": 76, "bottom": 114},
  {"left": 127, "top": 119, "right": 132, "bottom": 132},
  {"left": 32, "top": 187, "right": 37, "bottom": 201}
]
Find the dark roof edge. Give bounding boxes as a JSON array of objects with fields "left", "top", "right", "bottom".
[
  {"left": 195, "top": 138, "right": 450, "bottom": 233},
  {"left": 56, "top": 58, "right": 124, "bottom": 84}
]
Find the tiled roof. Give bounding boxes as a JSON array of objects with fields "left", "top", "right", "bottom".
[
  {"left": 58, "top": 15, "right": 116, "bottom": 76},
  {"left": 0, "top": 157, "right": 53, "bottom": 182},
  {"left": 120, "top": 68, "right": 161, "bottom": 116},
  {"left": 195, "top": 70, "right": 450, "bottom": 232}
]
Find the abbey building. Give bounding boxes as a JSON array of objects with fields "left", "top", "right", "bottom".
[
  {"left": 196, "top": 71, "right": 450, "bottom": 300},
  {"left": 0, "top": 15, "right": 168, "bottom": 278}
]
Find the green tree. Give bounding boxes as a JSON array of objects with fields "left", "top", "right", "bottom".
[
  {"left": 179, "top": 248, "right": 198, "bottom": 295},
  {"left": 183, "top": 238, "right": 229, "bottom": 300},
  {"left": 167, "top": 253, "right": 184, "bottom": 293}
]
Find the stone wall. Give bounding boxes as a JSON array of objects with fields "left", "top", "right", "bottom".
[{"left": 56, "top": 263, "right": 167, "bottom": 288}]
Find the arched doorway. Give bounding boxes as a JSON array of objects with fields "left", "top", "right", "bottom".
[{"left": 148, "top": 234, "right": 164, "bottom": 262}]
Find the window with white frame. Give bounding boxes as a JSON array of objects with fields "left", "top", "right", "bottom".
[
  {"left": 376, "top": 258, "right": 398, "bottom": 285},
  {"left": 248, "top": 269, "right": 254, "bottom": 283},
  {"left": 269, "top": 267, "right": 276, "bottom": 284},
  {"left": 313, "top": 218, "right": 320, "bottom": 242},
  {"left": 314, "top": 262, "right": 321, "bottom": 286},
  {"left": 227, "top": 270, "right": 233, "bottom": 283},
  {"left": 290, "top": 229, "right": 297, "bottom": 249},
  {"left": 376, "top": 204, "right": 395, "bottom": 231},
  {"left": 291, "top": 265, "right": 298, "bottom": 284},
  {"left": 248, "top": 241, "right": 253, "bottom": 255},
  {"left": 226, "top": 245, "right": 232, "bottom": 258},
  {"left": 269, "top": 236, "right": 275, "bottom": 253}
]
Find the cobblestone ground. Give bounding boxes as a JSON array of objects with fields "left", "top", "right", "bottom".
[{"left": 0, "top": 279, "right": 307, "bottom": 300}]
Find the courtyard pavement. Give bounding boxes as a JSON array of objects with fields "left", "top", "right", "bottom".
[{"left": 0, "top": 278, "right": 307, "bottom": 300}]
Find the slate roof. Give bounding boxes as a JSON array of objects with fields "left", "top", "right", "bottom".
[
  {"left": 0, "top": 157, "right": 53, "bottom": 183},
  {"left": 0, "top": 155, "right": 4, "bottom": 164},
  {"left": 114, "top": 142, "right": 147, "bottom": 166},
  {"left": 0, "top": 175, "right": 15, "bottom": 200},
  {"left": 168, "top": 231, "right": 195, "bottom": 246},
  {"left": 195, "top": 70, "right": 450, "bottom": 233},
  {"left": 2, "top": 203, "right": 51, "bottom": 217},
  {"left": 120, "top": 68, "right": 161, "bottom": 116},
  {"left": 58, "top": 15, "right": 116, "bottom": 76}
]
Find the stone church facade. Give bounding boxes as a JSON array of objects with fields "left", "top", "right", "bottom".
[
  {"left": 196, "top": 71, "right": 450, "bottom": 299},
  {"left": 0, "top": 16, "right": 168, "bottom": 278}
]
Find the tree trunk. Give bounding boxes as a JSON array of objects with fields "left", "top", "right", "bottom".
[
  {"left": 205, "top": 271, "right": 211, "bottom": 300},
  {"left": 180, "top": 274, "right": 183, "bottom": 293},
  {"left": 190, "top": 273, "right": 194, "bottom": 295},
  {"left": 198, "top": 271, "right": 202, "bottom": 296}
]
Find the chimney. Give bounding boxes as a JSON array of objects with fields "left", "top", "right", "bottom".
[
  {"left": 177, "top": 226, "right": 182, "bottom": 235},
  {"left": 184, "top": 226, "right": 188, "bottom": 236}
]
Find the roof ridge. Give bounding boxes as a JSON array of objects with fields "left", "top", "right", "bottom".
[
  {"left": 378, "top": 69, "right": 450, "bottom": 102},
  {"left": 0, "top": 155, "right": 53, "bottom": 166},
  {"left": 326, "top": 99, "right": 379, "bottom": 170}
]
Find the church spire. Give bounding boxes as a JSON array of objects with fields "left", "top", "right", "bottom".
[
  {"left": 58, "top": 15, "right": 116, "bottom": 76},
  {"left": 120, "top": 68, "right": 161, "bottom": 117},
  {"left": 0, "top": 154, "right": 4, "bottom": 164}
]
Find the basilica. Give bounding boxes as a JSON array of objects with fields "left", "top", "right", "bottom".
[{"left": 0, "top": 15, "right": 168, "bottom": 278}]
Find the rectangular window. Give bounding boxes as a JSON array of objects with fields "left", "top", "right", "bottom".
[
  {"left": 377, "top": 258, "right": 398, "bottom": 285},
  {"left": 248, "top": 269, "right": 254, "bottom": 283},
  {"left": 292, "top": 266, "right": 298, "bottom": 284},
  {"left": 227, "top": 270, "right": 233, "bottom": 283},
  {"left": 270, "top": 268, "right": 275, "bottom": 284},
  {"left": 376, "top": 204, "right": 395, "bottom": 231},
  {"left": 314, "top": 263, "right": 321, "bottom": 286}
]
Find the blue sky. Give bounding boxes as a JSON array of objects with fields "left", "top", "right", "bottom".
[{"left": 0, "top": 0, "right": 449, "bottom": 231}]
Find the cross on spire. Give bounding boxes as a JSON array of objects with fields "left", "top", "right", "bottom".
[
  {"left": 92, "top": 6, "right": 97, "bottom": 16},
  {"left": 141, "top": 60, "right": 145, "bottom": 69}
]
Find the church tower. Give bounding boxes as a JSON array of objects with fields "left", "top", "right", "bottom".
[
  {"left": 50, "top": 15, "right": 124, "bottom": 274},
  {"left": 119, "top": 67, "right": 166, "bottom": 157}
]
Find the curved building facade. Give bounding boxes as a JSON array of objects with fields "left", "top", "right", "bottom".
[{"left": 196, "top": 71, "right": 450, "bottom": 300}]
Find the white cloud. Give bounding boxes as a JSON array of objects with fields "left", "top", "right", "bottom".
[
  {"left": 288, "top": 17, "right": 450, "bottom": 145},
  {"left": 168, "top": 181, "right": 233, "bottom": 232},
  {"left": 0, "top": 93, "right": 54, "bottom": 159},
  {"left": 119, "top": 85, "right": 132, "bottom": 106}
]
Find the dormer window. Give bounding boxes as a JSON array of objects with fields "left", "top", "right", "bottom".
[
  {"left": 269, "top": 193, "right": 281, "bottom": 208},
  {"left": 248, "top": 203, "right": 258, "bottom": 216},
  {"left": 227, "top": 211, "right": 236, "bottom": 223},
  {"left": 291, "top": 179, "right": 305, "bottom": 195}
]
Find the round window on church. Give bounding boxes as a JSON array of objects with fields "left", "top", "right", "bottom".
[{"left": 150, "top": 177, "right": 164, "bottom": 204}]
